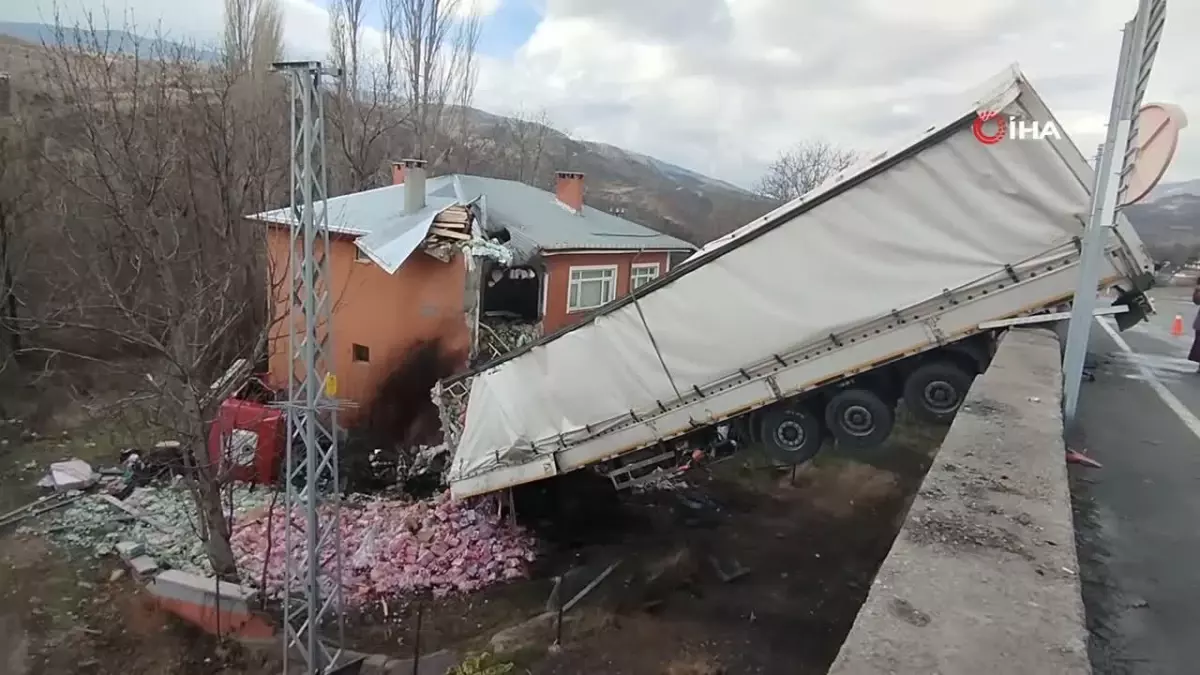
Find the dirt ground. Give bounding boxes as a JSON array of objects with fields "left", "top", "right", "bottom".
[
  {"left": 1, "top": 399, "right": 945, "bottom": 675},
  {"left": 523, "top": 424, "right": 945, "bottom": 675},
  {"left": 337, "top": 420, "right": 946, "bottom": 674}
]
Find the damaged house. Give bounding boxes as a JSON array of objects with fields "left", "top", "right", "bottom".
[{"left": 246, "top": 161, "right": 694, "bottom": 444}]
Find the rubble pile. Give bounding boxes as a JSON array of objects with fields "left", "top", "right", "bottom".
[
  {"left": 432, "top": 377, "right": 471, "bottom": 450},
  {"left": 42, "top": 485, "right": 274, "bottom": 573},
  {"left": 232, "top": 492, "right": 537, "bottom": 605},
  {"left": 478, "top": 318, "right": 542, "bottom": 359}
]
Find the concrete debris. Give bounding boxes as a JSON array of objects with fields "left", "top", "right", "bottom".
[
  {"left": 402, "top": 444, "right": 450, "bottom": 483},
  {"left": 479, "top": 318, "right": 542, "bottom": 357},
  {"left": 432, "top": 377, "right": 471, "bottom": 450},
  {"left": 231, "top": 492, "right": 537, "bottom": 606},
  {"left": 36, "top": 485, "right": 274, "bottom": 575},
  {"left": 466, "top": 239, "right": 515, "bottom": 265},
  {"left": 36, "top": 459, "right": 99, "bottom": 491}
]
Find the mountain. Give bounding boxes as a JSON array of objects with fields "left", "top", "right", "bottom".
[
  {"left": 454, "top": 108, "right": 773, "bottom": 246},
  {"left": 0, "top": 22, "right": 770, "bottom": 246},
  {"left": 7, "top": 19, "right": 1191, "bottom": 255},
  {"left": 1147, "top": 178, "right": 1200, "bottom": 202},
  {"left": 1124, "top": 180, "right": 1200, "bottom": 265},
  {"left": 0, "top": 21, "right": 218, "bottom": 63}
]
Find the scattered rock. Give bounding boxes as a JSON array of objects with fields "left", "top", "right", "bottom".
[
  {"left": 129, "top": 556, "right": 159, "bottom": 576},
  {"left": 635, "top": 548, "right": 698, "bottom": 605},
  {"left": 888, "top": 597, "right": 932, "bottom": 627},
  {"left": 489, "top": 611, "right": 584, "bottom": 656}
]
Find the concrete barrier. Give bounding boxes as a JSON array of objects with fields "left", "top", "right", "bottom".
[
  {"left": 828, "top": 328, "right": 1091, "bottom": 674},
  {"left": 146, "top": 569, "right": 276, "bottom": 641}
]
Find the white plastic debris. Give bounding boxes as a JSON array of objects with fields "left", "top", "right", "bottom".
[{"left": 37, "top": 459, "right": 99, "bottom": 491}]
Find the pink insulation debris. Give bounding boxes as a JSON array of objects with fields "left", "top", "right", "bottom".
[{"left": 231, "top": 493, "right": 537, "bottom": 606}]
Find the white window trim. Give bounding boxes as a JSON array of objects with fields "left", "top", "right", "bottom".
[
  {"left": 630, "top": 262, "right": 661, "bottom": 290},
  {"left": 540, "top": 271, "right": 550, "bottom": 318},
  {"left": 566, "top": 264, "right": 618, "bottom": 313}
]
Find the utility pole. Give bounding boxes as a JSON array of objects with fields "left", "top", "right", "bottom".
[
  {"left": 1062, "top": 0, "right": 1166, "bottom": 428},
  {"left": 272, "top": 60, "right": 346, "bottom": 674}
]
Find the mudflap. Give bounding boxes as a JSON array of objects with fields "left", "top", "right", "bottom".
[{"left": 1114, "top": 289, "right": 1152, "bottom": 331}]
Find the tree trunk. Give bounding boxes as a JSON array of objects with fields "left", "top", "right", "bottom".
[
  {"left": 181, "top": 390, "right": 240, "bottom": 581},
  {"left": 0, "top": 221, "right": 17, "bottom": 359}
]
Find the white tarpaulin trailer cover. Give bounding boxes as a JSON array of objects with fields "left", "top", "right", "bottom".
[{"left": 445, "top": 65, "right": 1153, "bottom": 495}]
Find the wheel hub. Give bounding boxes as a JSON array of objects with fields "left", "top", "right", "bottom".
[
  {"left": 841, "top": 404, "right": 875, "bottom": 436},
  {"left": 773, "top": 419, "right": 806, "bottom": 450},
  {"left": 923, "top": 380, "right": 960, "bottom": 412}
]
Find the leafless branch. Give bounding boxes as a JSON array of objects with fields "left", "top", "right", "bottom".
[
  {"left": 31, "top": 10, "right": 290, "bottom": 579},
  {"left": 755, "top": 140, "right": 859, "bottom": 203}
]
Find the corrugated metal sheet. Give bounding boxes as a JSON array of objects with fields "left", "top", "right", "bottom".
[
  {"left": 356, "top": 197, "right": 461, "bottom": 274},
  {"left": 246, "top": 173, "right": 695, "bottom": 264},
  {"left": 450, "top": 175, "right": 695, "bottom": 254},
  {"left": 246, "top": 175, "right": 460, "bottom": 234}
]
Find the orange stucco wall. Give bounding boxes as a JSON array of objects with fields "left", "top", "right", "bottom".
[
  {"left": 542, "top": 251, "right": 672, "bottom": 334},
  {"left": 264, "top": 227, "right": 470, "bottom": 421}
]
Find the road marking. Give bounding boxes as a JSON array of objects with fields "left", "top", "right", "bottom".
[{"left": 1098, "top": 318, "right": 1200, "bottom": 441}]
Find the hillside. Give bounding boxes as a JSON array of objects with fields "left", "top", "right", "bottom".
[
  {"left": 2, "top": 21, "right": 1194, "bottom": 253},
  {"left": 1125, "top": 180, "right": 1200, "bottom": 265},
  {"left": 0, "top": 23, "right": 773, "bottom": 247}
]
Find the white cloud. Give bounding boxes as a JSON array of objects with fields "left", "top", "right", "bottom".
[
  {"left": 5, "top": 0, "right": 1198, "bottom": 191},
  {"left": 474, "top": 0, "right": 1200, "bottom": 188}
]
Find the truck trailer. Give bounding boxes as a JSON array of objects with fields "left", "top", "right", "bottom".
[{"left": 436, "top": 65, "right": 1156, "bottom": 499}]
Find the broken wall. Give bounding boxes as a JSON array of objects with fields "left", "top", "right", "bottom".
[{"left": 263, "top": 226, "right": 471, "bottom": 418}]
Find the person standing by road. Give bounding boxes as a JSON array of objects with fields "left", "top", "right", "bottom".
[{"left": 1191, "top": 277, "right": 1200, "bottom": 373}]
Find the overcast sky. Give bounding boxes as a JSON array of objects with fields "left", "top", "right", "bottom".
[{"left": 4, "top": 0, "right": 1197, "bottom": 190}]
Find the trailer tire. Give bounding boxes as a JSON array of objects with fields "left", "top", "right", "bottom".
[
  {"left": 903, "top": 361, "right": 973, "bottom": 424},
  {"left": 758, "top": 405, "right": 822, "bottom": 465},
  {"left": 824, "top": 389, "right": 894, "bottom": 450}
]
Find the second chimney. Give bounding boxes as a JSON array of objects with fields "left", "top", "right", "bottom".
[
  {"left": 555, "top": 171, "right": 585, "bottom": 214},
  {"left": 394, "top": 158, "right": 427, "bottom": 214}
]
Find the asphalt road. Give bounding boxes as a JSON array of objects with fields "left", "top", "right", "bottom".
[{"left": 1070, "top": 286, "right": 1200, "bottom": 675}]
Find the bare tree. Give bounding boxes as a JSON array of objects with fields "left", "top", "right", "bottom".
[
  {"left": 486, "top": 107, "right": 555, "bottom": 186},
  {"left": 327, "top": 0, "right": 407, "bottom": 191},
  {"left": 755, "top": 140, "right": 858, "bottom": 203},
  {"left": 37, "top": 17, "right": 287, "bottom": 578},
  {"left": 0, "top": 76, "right": 44, "bottom": 369},
  {"left": 386, "top": 0, "right": 481, "bottom": 165},
  {"left": 224, "top": 0, "right": 284, "bottom": 77}
]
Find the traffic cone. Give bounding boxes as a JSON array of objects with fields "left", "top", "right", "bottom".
[{"left": 1172, "top": 314, "right": 1185, "bottom": 336}]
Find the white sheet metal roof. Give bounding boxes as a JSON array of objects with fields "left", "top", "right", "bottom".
[{"left": 247, "top": 172, "right": 695, "bottom": 271}]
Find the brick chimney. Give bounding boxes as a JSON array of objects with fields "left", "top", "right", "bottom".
[
  {"left": 555, "top": 171, "right": 585, "bottom": 213},
  {"left": 391, "top": 158, "right": 427, "bottom": 214}
]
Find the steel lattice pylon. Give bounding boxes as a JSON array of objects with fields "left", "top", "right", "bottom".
[{"left": 273, "top": 60, "right": 346, "bottom": 674}]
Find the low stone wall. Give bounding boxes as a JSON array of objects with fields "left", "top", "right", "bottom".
[{"left": 828, "top": 328, "right": 1091, "bottom": 674}]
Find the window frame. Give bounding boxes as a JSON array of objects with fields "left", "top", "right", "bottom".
[
  {"left": 630, "top": 262, "right": 661, "bottom": 290},
  {"left": 354, "top": 245, "right": 371, "bottom": 264},
  {"left": 566, "top": 264, "right": 619, "bottom": 313},
  {"left": 351, "top": 343, "right": 370, "bottom": 363}
]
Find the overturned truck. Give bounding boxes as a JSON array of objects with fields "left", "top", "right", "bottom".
[{"left": 436, "top": 65, "right": 1157, "bottom": 499}]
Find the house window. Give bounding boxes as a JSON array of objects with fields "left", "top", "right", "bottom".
[
  {"left": 352, "top": 344, "right": 370, "bottom": 362},
  {"left": 354, "top": 246, "right": 370, "bottom": 264},
  {"left": 567, "top": 265, "right": 617, "bottom": 312},
  {"left": 630, "top": 263, "right": 661, "bottom": 290}
]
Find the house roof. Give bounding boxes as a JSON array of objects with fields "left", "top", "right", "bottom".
[{"left": 246, "top": 173, "right": 695, "bottom": 268}]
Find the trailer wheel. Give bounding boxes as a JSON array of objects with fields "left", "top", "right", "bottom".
[
  {"left": 758, "top": 405, "right": 822, "bottom": 465},
  {"left": 824, "top": 389, "right": 894, "bottom": 449},
  {"left": 903, "top": 361, "right": 974, "bottom": 425}
]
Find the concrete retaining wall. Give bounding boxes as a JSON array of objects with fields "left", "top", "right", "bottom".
[{"left": 828, "top": 328, "right": 1091, "bottom": 674}]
